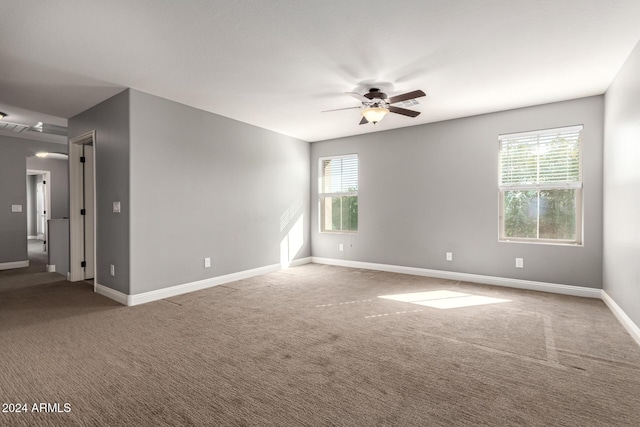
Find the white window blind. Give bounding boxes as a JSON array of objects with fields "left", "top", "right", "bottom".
[
  {"left": 319, "top": 154, "right": 358, "bottom": 195},
  {"left": 499, "top": 125, "right": 582, "bottom": 189}
]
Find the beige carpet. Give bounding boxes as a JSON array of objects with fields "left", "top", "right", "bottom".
[{"left": 1, "top": 263, "right": 639, "bottom": 426}]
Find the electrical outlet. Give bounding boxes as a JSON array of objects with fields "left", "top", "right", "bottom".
[
  {"left": 446, "top": 252, "right": 453, "bottom": 261},
  {"left": 339, "top": 243, "right": 344, "bottom": 252},
  {"left": 515, "top": 258, "right": 524, "bottom": 268},
  {"left": 204, "top": 257, "right": 211, "bottom": 268},
  {"left": 110, "top": 264, "right": 115, "bottom": 276}
]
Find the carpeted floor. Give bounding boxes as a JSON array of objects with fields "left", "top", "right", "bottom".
[
  {"left": 0, "top": 239, "right": 54, "bottom": 292},
  {"left": 27, "top": 238, "right": 48, "bottom": 269},
  {"left": 1, "top": 263, "right": 639, "bottom": 426}
]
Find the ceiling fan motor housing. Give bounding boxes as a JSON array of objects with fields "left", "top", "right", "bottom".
[
  {"left": 365, "top": 88, "right": 387, "bottom": 100},
  {"left": 363, "top": 88, "right": 390, "bottom": 109}
]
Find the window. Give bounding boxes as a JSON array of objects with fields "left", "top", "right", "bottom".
[
  {"left": 319, "top": 154, "right": 358, "bottom": 233},
  {"left": 499, "top": 125, "right": 582, "bottom": 244}
]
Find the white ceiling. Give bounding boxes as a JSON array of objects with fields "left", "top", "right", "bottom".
[{"left": 1, "top": 0, "right": 639, "bottom": 143}]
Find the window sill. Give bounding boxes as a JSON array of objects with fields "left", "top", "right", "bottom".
[
  {"left": 499, "top": 239, "right": 583, "bottom": 247},
  {"left": 319, "top": 230, "right": 358, "bottom": 235}
]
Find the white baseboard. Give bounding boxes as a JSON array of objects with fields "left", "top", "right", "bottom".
[
  {"left": 95, "top": 282, "right": 129, "bottom": 306},
  {"left": 288, "top": 257, "right": 312, "bottom": 268},
  {"left": 310, "top": 257, "right": 602, "bottom": 299},
  {"left": 127, "top": 263, "right": 283, "bottom": 306},
  {"left": 0, "top": 260, "right": 29, "bottom": 270},
  {"left": 94, "top": 259, "right": 314, "bottom": 307},
  {"left": 601, "top": 291, "right": 640, "bottom": 347}
]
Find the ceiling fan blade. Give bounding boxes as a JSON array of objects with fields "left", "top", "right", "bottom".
[
  {"left": 346, "top": 92, "right": 369, "bottom": 102},
  {"left": 388, "top": 90, "right": 426, "bottom": 105},
  {"left": 389, "top": 106, "right": 421, "bottom": 118},
  {"left": 359, "top": 117, "right": 368, "bottom": 125},
  {"left": 321, "top": 106, "right": 361, "bottom": 113}
]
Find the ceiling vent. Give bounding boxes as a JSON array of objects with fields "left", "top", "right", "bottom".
[
  {"left": 0, "top": 120, "right": 30, "bottom": 133},
  {"left": 30, "top": 122, "right": 68, "bottom": 136},
  {"left": 399, "top": 98, "right": 420, "bottom": 108}
]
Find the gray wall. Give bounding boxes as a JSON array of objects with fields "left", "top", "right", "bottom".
[
  {"left": 26, "top": 156, "right": 70, "bottom": 219},
  {"left": 603, "top": 41, "right": 640, "bottom": 326},
  {"left": 48, "top": 218, "right": 69, "bottom": 275},
  {"left": 68, "top": 89, "right": 130, "bottom": 293},
  {"left": 128, "top": 90, "right": 310, "bottom": 294},
  {"left": 311, "top": 96, "right": 604, "bottom": 288},
  {"left": 0, "top": 135, "right": 68, "bottom": 265}
]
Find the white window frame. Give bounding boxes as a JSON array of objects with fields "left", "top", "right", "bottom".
[
  {"left": 498, "top": 125, "right": 583, "bottom": 245},
  {"left": 318, "top": 154, "right": 358, "bottom": 234}
]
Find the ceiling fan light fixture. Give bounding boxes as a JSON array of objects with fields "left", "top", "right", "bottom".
[
  {"left": 361, "top": 106, "right": 389, "bottom": 124},
  {"left": 0, "top": 112, "right": 7, "bottom": 120}
]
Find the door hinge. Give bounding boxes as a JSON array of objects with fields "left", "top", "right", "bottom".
[
  {"left": 80, "top": 156, "right": 86, "bottom": 163},
  {"left": 80, "top": 209, "right": 86, "bottom": 215},
  {"left": 81, "top": 261, "right": 86, "bottom": 268}
]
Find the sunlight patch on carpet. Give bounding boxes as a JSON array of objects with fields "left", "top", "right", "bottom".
[{"left": 379, "top": 290, "right": 510, "bottom": 309}]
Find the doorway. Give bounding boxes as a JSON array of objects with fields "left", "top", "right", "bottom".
[
  {"left": 69, "top": 131, "right": 96, "bottom": 282},
  {"left": 26, "top": 169, "right": 51, "bottom": 269}
]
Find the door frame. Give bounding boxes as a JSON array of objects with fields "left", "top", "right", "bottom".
[{"left": 69, "top": 130, "right": 96, "bottom": 283}]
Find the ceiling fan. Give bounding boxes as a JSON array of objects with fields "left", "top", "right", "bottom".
[{"left": 323, "top": 88, "right": 426, "bottom": 125}]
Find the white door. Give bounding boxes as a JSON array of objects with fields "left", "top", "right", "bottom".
[
  {"left": 83, "top": 145, "right": 95, "bottom": 280},
  {"left": 69, "top": 131, "right": 96, "bottom": 283}
]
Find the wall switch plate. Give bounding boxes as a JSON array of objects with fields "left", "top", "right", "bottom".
[
  {"left": 113, "top": 201, "right": 121, "bottom": 213},
  {"left": 11, "top": 204, "right": 22, "bottom": 212},
  {"left": 110, "top": 264, "right": 115, "bottom": 276},
  {"left": 204, "top": 257, "right": 211, "bottom": 268},
  {"left": 515, "top": 258, "right": 524, "bottom": 268},
  {"left": 446, "top": 252, "right": 453, "bottom": 261},
  {"left": 339, "top": 243, "right": 344, "bottom": 252}
]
